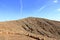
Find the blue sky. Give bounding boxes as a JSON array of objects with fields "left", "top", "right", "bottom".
[{"left": 0, "top": 0, "right": 60, "bottom": 21}]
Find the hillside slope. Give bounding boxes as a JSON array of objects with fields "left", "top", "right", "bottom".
[{"left": 0, "top": 17, "right": 60, "bottom": 40}]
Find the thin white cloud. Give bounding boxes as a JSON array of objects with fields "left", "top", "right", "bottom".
[
  {"left": 20, "top": 0, "right": 23, "bottom": 15},
  {"left": 38, "top": 5, "right": 46, "bottom": 12},
  {"left": 53, "top": 0, "right": 58, "bottom": 3},
  {"left": 37, "top": 1, "right": 50, "bottom": 13},
  {"left": 57, "top": 8, "right": 60, "bottom": 11}
]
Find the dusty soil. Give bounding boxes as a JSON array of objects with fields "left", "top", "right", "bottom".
[{"left": 0, "top": 17, "right": 60, "bottom": 40}]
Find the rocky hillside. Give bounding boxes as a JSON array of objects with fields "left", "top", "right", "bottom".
[{"left": 0, "top": 17, "right": 60, "bottom": 40}]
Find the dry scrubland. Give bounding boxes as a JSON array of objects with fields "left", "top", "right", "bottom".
[{"left": 0, "top": 17, "right": 60, "bottom": 40}]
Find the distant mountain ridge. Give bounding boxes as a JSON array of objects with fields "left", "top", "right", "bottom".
[{"left": 0, "top": 17, "right": 60, "bottom": 40}]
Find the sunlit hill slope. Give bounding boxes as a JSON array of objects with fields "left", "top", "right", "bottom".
[{"left": 0, "top": 17, "right": 60, "bottom": 40}]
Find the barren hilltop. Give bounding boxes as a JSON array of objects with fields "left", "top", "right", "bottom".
[{"left": 0, "top": 17, "right": 60, "bottom": 40}]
